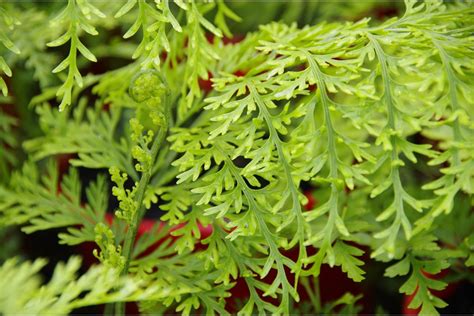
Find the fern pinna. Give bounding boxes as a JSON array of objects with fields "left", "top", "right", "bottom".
[{"left": 0, "top": 0, "right": 472, "bottom": 315}]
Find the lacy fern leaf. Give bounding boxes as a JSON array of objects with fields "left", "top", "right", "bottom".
[{"left": 0, "top": 1, "right": 472, "bottom": 315}]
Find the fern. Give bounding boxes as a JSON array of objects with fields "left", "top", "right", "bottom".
[
  {"left": 114, "top": 0, "right": 183, "bottom": 68},
  {"left": 0, "top": 108, "right": 17, "bottom": 182},
  {"left": 23, "top": 101, "right": 136, "bottom": 178},
  {"left": 0, "top": 6, "right": 20, "bottom": 96},
  {"left": 0, "top": 256, "right": 179, "bottom": 315},
  {"left": 48, "top": 0, "right": 105, "bottom": 111},
  {"left": 0, "top": 0, "right": 473, "bottom": 315},
  {"left": 0, "top": 161, "right": 107, "bottom": 245}
]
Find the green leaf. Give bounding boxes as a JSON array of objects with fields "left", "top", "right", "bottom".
[
  {"left": 0, "top": 256, "right": 176, "bottom": 314},
  {"left": 333, "top": 241, "right": 366, "bottom": 282},
  {"left": 0, "top": 161, "right": 108, "bottom": 245},
  {"left": 385, "top": 256, "right": 410, "bottom": 277}
]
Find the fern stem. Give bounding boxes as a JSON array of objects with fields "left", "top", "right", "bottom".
[
  {"left": 301, "top": 276, "right": 321, "bottom": 312},
  {"left": 368, "top": 33, "right": 407, "bottom": 254},
  {"left": 216, "top": 226, "right": 270, "bottom": 314},
  {"left": 217, "top": 144, "right": 293, "bottom": 314},
  {"left": 305, "top": 52, "right": 342, "bottom": 271},
  {"left": 115, "top": 125, "right": 168, "bottom": 316},
  {"left": 433, "top": 39, "right": 462, "bottom": 164},
  {"left": 103, "top": 302, "right": 115, "bottom": 315},
  {"left": 248, "top": 85, "right": 307, "bottom": 266}
]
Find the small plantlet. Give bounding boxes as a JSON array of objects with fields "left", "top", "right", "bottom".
[{"left": 0, "top": 0, "right": 472, "bottom": 315}]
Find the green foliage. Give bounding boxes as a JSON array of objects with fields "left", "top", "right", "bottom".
[
  {"left": 0, "top": 6, "right": 20, "bottom": 96},
  {"left": 23, "top": 101, "right": 136, "bottom": 178},
  {"left": 385, "top": 233, "right": 453, "bottom": 315},
  {"left": 0, "top": 161, "right": 108, "bottom": 245},
  {"left": 0, "top": 0, "right": 473, "bottom": 315},
  {"left": 93, "top": 222, "right": 126, "bottom": 271},
  {"left": 0, "top": 256, "right": 176, "bottom": 315},
  {"left": 7, "top": 8, "right": 61, "bottom": 88},
  {"left": 114, "top": 0, "right": 183, "bottom": 68},
  {"left": 0, "top": 107, "right": 17, "bottom": 182},
  {"left": 48, "top": 0, "right": 105, "bottom": 111}
]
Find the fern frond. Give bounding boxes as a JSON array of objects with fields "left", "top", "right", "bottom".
[
  {"left": 48, "top": 0, "right": 104, "bottom": 111},
  {"left": 1, "top": 1, "right": 472, "bottom": 315},
  {"left": 0, "top": 6, "right": 20, "bottom": 96},
  {"left": 385, "top": 233, "right": 452, "bottom": 315},
  {"left": 0, "top": 256, "right": 178, "bottom": 315},
  {"left": 24, "top": 103, "right": 136, "bottom": 179},
  {"left": 0, "top": 109, "right": 17, "bottom": 182},
  {"left": 415, "top": 9, "right": 474, "bottom": 231},
  {"left": 115, "top": 0, "right": 182, "bottom": 69},
  {"left": 0, "top": 160, "right": 108, "bottom": 245}
]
